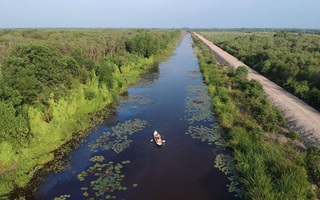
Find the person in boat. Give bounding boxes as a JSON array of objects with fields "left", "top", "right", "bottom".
[{"left": 155, "top": 134, "right": 161, "bottom": 142}]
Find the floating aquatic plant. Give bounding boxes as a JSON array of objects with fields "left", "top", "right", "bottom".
[
  {"left": 83, "top": 191, "right": 89, "bottom": 197},
  {"left": 186, "top": 124, "right": 223, "bottom": 146},
  {"left": 90, "top": 156, "right": 105, "bottom": 162},
  {"left": 79, "top": 120, "right": 144, "bottom": 198},
  {"left": 122, "top": 160, "right": 131, "bottom": 164},
  {"left": 81, "top": 187, "right": 88, "bottom": 191},
  {"left": 105, "top": 194, "right": 117, "bottom": 199},
  {"left": 120, "top": 94, "right": 153, "bottom": 110},
  {"left": 185, "top": 85, "right": 240, "bottom": 196},
  {"left": 89, "top": 119, "right": 148, "bottom": 153},
  {"left": 187, "top": 70, "right": 202, "bottom": 79},
  {"left": 53, "top": 194, "right": 71, "bottom": 200},
  {"left": 214, "top": 154, "right": 234, "bottom": 175},
  {"left": 187, "top": 123, "right": 241, "bottom": 196},
  {"left": 49, "top": 159, "right": 71, "bottom": 174},
  {"left": 77, "top": 155, "right": 136, "bottom": 199},
  {"left": 185, "top": 85, "right": 214, "bottom": 124},
  {"left": 214, "top": 153, "right": 241, "bottom": 198}
]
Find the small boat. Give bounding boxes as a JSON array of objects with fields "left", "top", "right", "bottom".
[{"left": 153, "top": 130, "right": 163, "bottom": 146}]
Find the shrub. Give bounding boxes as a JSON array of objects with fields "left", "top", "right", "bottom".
[{"left": 307, "top": 146, "right": 320, "bottom": 184}]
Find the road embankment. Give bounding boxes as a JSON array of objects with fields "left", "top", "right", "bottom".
[{"left": 194, "top": 32, "right": 320, "bottom": 147}]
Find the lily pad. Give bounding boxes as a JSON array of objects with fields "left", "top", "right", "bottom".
[
  {"left": 214, "top": 153, "right": 241, "bottom": 197},
  {"left": 214, "top": 154, "right": 233, "bottom": 175},
  {"left": 53, "top": 194, "right": 71, "bottom": 200},
  {"left": 77, "top": 156, "right": 134, "bottom": 198},
  {"left": 83, "top": 192, "right": 89, "bottom": 197},
  {"left": 89, "top": 119, "right": 148, "bottom": 154},
  {"left": 184, "top": 85, "right": 214, "bottom": 124},
  {"left": 90, "top": 156, "right": 105, "bottom": 162},
  {"left": 120, "top": 94, "right": 153, "bottom": 110},
  {"left": 187, "top": 70, "right": 202, "bottom": 79},
  {"left": 186, "top": 124, "right": 224, "bottom": 145}
]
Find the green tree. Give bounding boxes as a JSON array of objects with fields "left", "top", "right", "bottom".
[
  {"left": 126, "top": 32, "right": 160, "bottom": 58},
  {"left": 235, "top": 66, "right": 248, "bottom": 79},
  {"left": 308, "top": 87, "right": 320, "bottom": 109},
  {"left": 96, "top": 60, "right": 116, "bottom": 89},
  {"left": 0, "top": 82, "right": 23, "bottom": 107},
  {"left": 204, "top": 31, "right": 320, "bottom": 109},
  {"left": 2, "top": 57, "right": 43, "bottom": 103},
  {"left": 0, "top": 101, "right": 29, "bottom": 143},
  {"left": 284, "top": 78, "right": 310, "bottom": 99}
]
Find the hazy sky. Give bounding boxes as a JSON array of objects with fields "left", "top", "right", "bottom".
[{"left": 1, "top": 0, "right": 319, "bottom": 29}]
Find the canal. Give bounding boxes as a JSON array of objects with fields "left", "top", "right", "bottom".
[{"left": 36, "top": 34, "right": 236, "bottom": 200}]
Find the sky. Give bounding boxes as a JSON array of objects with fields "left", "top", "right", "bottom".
[{"left": 0, "top": 0, "right": 319, "bottom": 29}]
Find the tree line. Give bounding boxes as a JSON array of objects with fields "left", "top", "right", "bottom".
[
  {"left": 200, "top": 31, "right": 320, "bottom": 110},
  {"left": 193, "top": 28, "right": 320, "bottom": 35}
]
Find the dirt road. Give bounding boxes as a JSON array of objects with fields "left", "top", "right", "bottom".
[{"left": 194, "top": 32, "right": 320, "bottom": 147}]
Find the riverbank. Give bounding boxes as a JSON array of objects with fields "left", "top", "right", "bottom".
[
  {"left": 192, "top": 33, "right": 319, "bottom": 199},
  {"left": 0, "top": 29, "right": 183, "bottom": 197},
  {"left": 194, "top": 32, "right": 320, "bottom": 147}
]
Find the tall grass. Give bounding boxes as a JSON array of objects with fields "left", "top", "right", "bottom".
[{"left": 192, "top": 33, "right": 318, "bottom": 199}]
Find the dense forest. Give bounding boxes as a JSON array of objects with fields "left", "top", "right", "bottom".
[
  {"left": 192, "top": 28, "right": 320, "bottom": 35},
  {"left": 0, "top": 29, "right": 181, "bottom": 196},
  {"left": 192, "top": 34, "right": 320, "bottom": 199},
  {"left": 199, "top": 31, "right": 320, "bottom": 110}
]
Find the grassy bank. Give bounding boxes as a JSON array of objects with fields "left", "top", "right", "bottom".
[
  {"left": 192, "top": 33, "right": 320, "bottom": 199},
  {"left": 0, "top": 29, "right": 182, "bottom": 196}
]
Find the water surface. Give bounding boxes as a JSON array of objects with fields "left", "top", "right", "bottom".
[{"left": 36, "top": 34, "right": 236, "bottom": 200}]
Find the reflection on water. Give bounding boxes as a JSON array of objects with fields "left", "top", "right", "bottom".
[{"left": 35, "top": 34, "right": 237, "bottom": 200}]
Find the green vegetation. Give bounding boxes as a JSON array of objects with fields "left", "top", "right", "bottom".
[
  {"left": 187, "top": 125, "right": 222, "bottom": 145},
  {"left": 53, "top": 194, "right": 71, "bottom": 200},
  {"left": 192, "top": 33, "right": 319, "bottom": 199},
  {"left": 307, "top": 147, "right": 320, "bottom": 187},
  {"left": 89, "top": 119, "right": 149, "bottom": 153},
  {"left": 192, "top": 28, "right": 320, "bottom": 35},
  {"left": 184, "top": 85, "right": 214, "bottom": 124},
  {"left": 200, "top": 30, "right": 320, "bottom": 110},
  {"left": 0, "top": 29, "right": 181, "bottom": 196},
  {"left": 75, "top": 119, "right": 147, "bottom": 199},
  {"left": 78, "top": 156, "right": 132, "bottom": 199}
]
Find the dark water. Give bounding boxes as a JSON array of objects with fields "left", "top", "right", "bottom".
[{"left": 36, "top": 34, "right": 236, "bottom": 200}]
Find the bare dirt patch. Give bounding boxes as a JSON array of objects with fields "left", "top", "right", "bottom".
[{"left": 194, "top": 32, "right": 320, "bottom": 147}]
